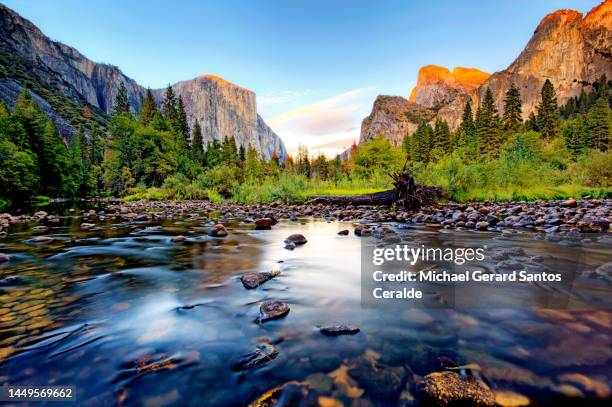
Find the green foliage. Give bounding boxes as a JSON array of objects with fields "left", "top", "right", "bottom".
[
  {"left": 113, "top": 82, "right": 131, "bottom": 115},
  {"left": 537, "top": 79, "right": 560, "bottom": 139},
  {"left": 476, "top": 87, "right": 502, "bottom": 158},
  {"left": 139, "top": 88, "right": 157, "bottom": 126},
  {"left": 586, "top": 97, "right": 611, "bottom": 151},
  {"left": 502, "top": 83, "right": 522, "bottom": 131},
  {"left": 354, "top": 137, "right": 405, "bottom": 176}
]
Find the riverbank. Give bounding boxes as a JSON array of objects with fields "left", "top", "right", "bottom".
[{"left": 1, "top": 198, "right": 610, "bottom": 237}]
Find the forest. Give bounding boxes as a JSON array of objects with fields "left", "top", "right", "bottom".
[{"left": 0, "top": 77, "right": 610, "bottom": 209}]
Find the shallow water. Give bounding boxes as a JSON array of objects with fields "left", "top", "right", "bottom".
[{"left": 0, "top": 207, "right": 610, "bottom": 406}]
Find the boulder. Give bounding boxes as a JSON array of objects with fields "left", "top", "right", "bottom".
[
  {"left": 286, "top": 234, "right": 307, "bottom": 245},
  {"left": 259, "top": 300, "right": 290, "bottom": 322},
  {"left": 240, "top": 270, "right": 280, "bottom": 289},
  {"left": 208, "top": 224, "right": 228, "bottom": 237},
  {"left": 418, "top": 371, "right": 495, "bottom": 406}
]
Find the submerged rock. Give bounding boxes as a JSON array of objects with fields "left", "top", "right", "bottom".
[
  {"left": 337, "top": 229, "right": 349, "bottom": 235},
  {"left": 284, "top": 242, "right": 296, "bottom": 251},
  {"left": 28, "top": 236, "right": 54, "bottom": 244},
  {"left": 171, "top": 235, "right": 187, "bottom": 242},
  {"left": 231, "top": 343, "right": 279, "bottom": 371},
  {"left": 240, "top": 270, "right": 280, "bottom": 289},
  {"left": 286, "top": 234, "right": 307, "bottom": 245},
  {"left": 208, "top": 224, "right": 228, "bottom": 237},
  {"left": 255, "top": 218, "right": 273, "bottom": 230},
  {"left": 80, "top": 222, "right": 96, "bottom": 230},
  {"left": 494, "top": 391, "right": 530, "bottom": 407},
  {"left": 249, "top": 381, "right": 318, "bottom": 407},
  {"left": 259, "top": 300, "right": 290, "bottom": 322},
  {"left": 347, "top": 356, "right": 405, "bottom": 399},
  {"left": 320, "top": 325, "right": 360, "bottom": 336},
  {"left": 418, "top": 371, "right": 495, "bottom": 406}
]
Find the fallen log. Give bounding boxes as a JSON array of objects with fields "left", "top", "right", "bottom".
[{"left": 309, "top": 171, "right": 444, "bottom": 210}]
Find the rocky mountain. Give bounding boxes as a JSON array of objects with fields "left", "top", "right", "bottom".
[
  {"left": 361, "top": 0, "right": 612, "bottom": 144},
  {"left": 0, "top": 3, "right": 286, "bottom": 159}
]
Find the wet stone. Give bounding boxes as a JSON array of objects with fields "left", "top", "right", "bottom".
[
  {"left": 259, "top": 300, "right": 290, "bottom": 322},
  {"left": 348, "top": 357, "right": 405, "bottom": 399},
  {"left": 286, "top": 234, "right": 307, "bottom": 245},
  {"left": 284, "top": 242, "right": 296, "bottom": 251},
  {"left": 0, "top": 276, "right": 22, "bottom": 286},
  {"left": 31, "top": 226, "right": 48, "bottom": 233},
  {"left": 28, "top": 236, "right": 54, "bottom": 244},
  {"left": 320, "top": 325, "right": 360, "bottom": 336},
  {"left": 418, "top": 371, "right": 495, "bottom": 407},
  {"left": 337, "top": 229, "right": 349, "bottom": 236},
  {"left": 80, "top": 223, "right": 96, "bottom": 230},
  {"left": 208, "top": 224, "right": 228, "bottom": 237},
  {"left": 249, "top": 381, "right": 318, "bottom": 407},
  {"left": 255, "top": 218, "right": 273, "bottom": 230},
  {"left": 0, "top": 253, "right": 9, "bottom": 263},
  {"left": 171, "top": 235, "right": 187, "bottom": 242},
  {"left": 240, "top": 270, "right": 280, "bottom": 289},
  {"left": 231, "top": 343, "right": 278, "bottom": 371}
]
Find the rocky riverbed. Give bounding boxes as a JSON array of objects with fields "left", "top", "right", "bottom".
[{"left": 1, "top": 198, "right": 610, "bottom": 238}]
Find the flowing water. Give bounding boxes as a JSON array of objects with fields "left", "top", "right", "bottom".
[{"left": 0, "top": 206, "right": 610, "bottom": 406}]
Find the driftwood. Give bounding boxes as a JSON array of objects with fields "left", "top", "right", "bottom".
[{"left": 309, "top": 170, "right": 444, "bottom": 210}]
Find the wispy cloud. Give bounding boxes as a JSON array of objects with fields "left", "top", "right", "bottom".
[
  {"left": 258, "top": 90, "right": 311, "bottom": 106},
  {"left": 266, "top": 87, "right": 377, "bottom": 157}
]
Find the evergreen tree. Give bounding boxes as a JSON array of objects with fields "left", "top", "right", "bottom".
[
  {"left": 562, "top": 115, "right": 587, "bottom": 158},
  {"left": 176, "top": 96, "right": 190, "bottom": 142},
  {"left": 113, "top": 82, "right": 131, "bottom": 115},
  {"left": 410, "top": 122, "right": 434, "bottom": 163},
  {"left": 191, "top": 119, "right": 204, "bottom": 162},
  {"left": 502, "top": 83, "right": 522, "bottom": 131},
  {"left": 458, "top": 99, "right": 475, "bottom": 146},
  {"left": 162, "top": 85, "right": 177, "bottom": 123},
  {"left": 526, "top": 112, "right": 538, "bottom": 131},
  {"left": 586, "top": 97, "right": 611, "bottom": 151},
  {"left": 475, "top": 88, "right": 502, "bottom": 158},
  {"left": 536, "top": 79, "right": 560, "bottom": 138},
  {"left": 140, "top": 88, "right": 157, "bottom": 126},
  {"left": 239, "top": 144, "right": 246, "bottom": 162},
  {"left": 433, "top": 120, "right": 451, "bottom": 153}
]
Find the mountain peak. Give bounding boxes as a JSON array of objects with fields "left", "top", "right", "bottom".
[
  {"left": 409, "top": 65, "right": 489, "bottom": 106},
  {"left": 199, "top": 74, "right": 251, "bottom": 92},
  {"left": 583, "top": 0, "right": 612, "bottom": 29},
  {"left": 535, "top": 9, "right": 582, "bottom": 33}
]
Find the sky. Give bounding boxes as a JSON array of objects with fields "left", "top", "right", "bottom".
[{"left": 3, "top": 0, "right": 602, "bottom": 156}]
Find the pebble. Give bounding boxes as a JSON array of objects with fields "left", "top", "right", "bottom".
[
  {"left": 259, "top": 300, "right": 290, "bottom": 322},
  {"left": 320, "top": 325, "right": 360, "bottom": 336},
  {"left": 240, "top": 270, "right": 280, "bottom": 289},
  {"left": 208, "top": 224, "right": 228, "bottom": 237},
  {"left": 286, "top": 234, "right": 307, "bottom": 245}
]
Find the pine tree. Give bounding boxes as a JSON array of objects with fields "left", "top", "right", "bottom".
[
  {"left": 176, "top": 96, "right": 189, "bottom": 142},
  {"left": 526, "top": 112, "right": 538, "bottom": 131},
  {"left": 239, "top": 144, "right": 246, "bottom": 162},
  {"left": 475, "top": 87, "right": 501, "bottom": 158},
  {"left": 586, "top": 97, "right": 611, "bottom": 151},
  {"left": 433, "top": 120, "right": 451, "bottom": 153},
  {"left": 410, "top": 122, "right": 434, "bottom": 162},
  {"left": 191, "top": 119, "right": 204, "bottom": 162},
  {"left": 536, "top": 79, "right": 560, "bottom": 138},
  {"left": 458, "top": 99, "right": 475, "bottom": 146},
  {"left": 502, "top": 83, "right": 522, "bottom": 131},
  {"left": 162, "top": 85, "right": 177, "bottom": 123},
  {"left": 563, "top": 115, "right": 586, "bottom": 158},
  {"left": 140, "top": 88, "right": 157, "bottom": 126},
  {"left": 113, "top": 81, "right": 130, "bottom": 115}
]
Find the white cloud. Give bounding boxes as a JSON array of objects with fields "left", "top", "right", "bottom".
[
  {"left": 266, "top": 87, "right": 377, "bottom": 157},
  {"left": 258, "top": 90, "right": 311, "bottom": 106}
]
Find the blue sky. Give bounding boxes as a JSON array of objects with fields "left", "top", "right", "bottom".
[{"left": 3, "top": 0, "right": 602, "bottom": 155}]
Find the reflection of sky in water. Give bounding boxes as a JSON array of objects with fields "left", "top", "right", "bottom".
[{"left": 0, "top": 213, "right": 610, "bottom": 406}]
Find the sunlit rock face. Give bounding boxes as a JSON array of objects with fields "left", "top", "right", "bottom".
[
  {"left": 408, "top": 65, "right": 489, "bottom": 108},
  {"left": 0, "top": 4, "right": 286, "bottom": 159},
  {"left": 362, "top": 0, "right": 612, "bottom": 144},
  {"left": 165, "top": 75, "right": 287, "bottom": 159}
]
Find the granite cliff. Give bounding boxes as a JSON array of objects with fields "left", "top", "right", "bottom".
[
  {"left": 0, "top": 3, "right": 286, "bottom": 159},
  {"left": 361, "top": 0, "right": 612, "bottom": 144}
]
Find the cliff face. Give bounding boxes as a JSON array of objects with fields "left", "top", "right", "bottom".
[
  {"left": 167, "top": 75, "right": 287, "bottom": 158},
  {"left": 0, "top": 4, "right": 286, "bottom": 159},
  {"left": 408, "top": 65, "right": 489, "bottom": 108},
  {"left": 361, "top": 0, "right": 612, "bottom": 143}
]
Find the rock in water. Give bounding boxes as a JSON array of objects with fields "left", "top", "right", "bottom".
[
  {"left": 337, "top": 229, "right": 349, "bottom": 235},
  {"left": 0, "top": 253, "right": 9, "bottom": 263},
  {"left": 240, "top": 270, "right": 280, "bottom": 289},
  {"left": 286, "top": 234, "right": 307, "bottom": 245},
  {"left": 171, "top": 235, "right": 187, "bottom": 242},
  {"left": 259, "top": 300, "right": 290, "bottom": 322},
  {"left": 208, "top": 224, "right": 228, "bottom": 237},
  {"left": 80, "top": 223, "right": 95, "bottom": 230},
  {"left": 255, "top": 218, "right": 273, "bottom": 230},
  {"left": 249, "top": 382, "right": 318, "bottom": 407},
  {"left": 28, "top": 236, "right": 54, "bottom": 244},
  {"left": 231, "top": 343, "right": 279, "bottom": 371},
  {"left": 320, "top": 325, "right": 360, "bottom": 336},
  {"left": 418, "top": 371, "right": 495, "bottom": 406}
]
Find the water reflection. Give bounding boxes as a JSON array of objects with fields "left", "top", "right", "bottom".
[{"left": 0, "top": 211, "right": 610, "bottom": 406}]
